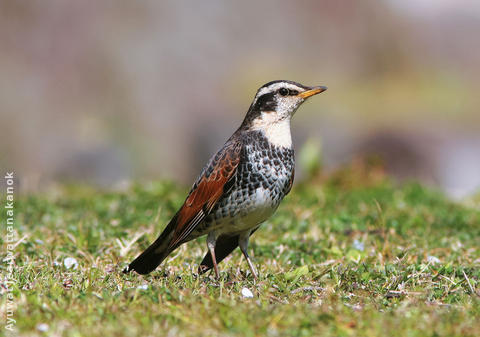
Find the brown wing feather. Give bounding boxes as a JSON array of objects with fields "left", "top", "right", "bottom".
[{"left": 168, "top": 140, "right": 242, "bottom": 249}]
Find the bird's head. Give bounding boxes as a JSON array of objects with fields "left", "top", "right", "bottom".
[{"left": 242, "top": 80, "right": 327, "bottom": 128}]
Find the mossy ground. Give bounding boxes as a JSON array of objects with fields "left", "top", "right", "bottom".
[{"left": 2, "top": 165, "right": 480, "bottom": 336}]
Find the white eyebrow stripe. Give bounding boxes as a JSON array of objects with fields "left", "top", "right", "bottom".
[
  {"left": 256, "top": 83, "right": 304, "bottom": 97},
  {"left": 252, "top": 82, "right": 305, "bottom": 106}
]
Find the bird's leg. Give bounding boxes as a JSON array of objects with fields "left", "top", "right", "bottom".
[
  {"left": 207, "top": 231, "right": 220, "bottom": 279},
  {"left": 239, "top": 231, "right": 258, "bottom": 280}
]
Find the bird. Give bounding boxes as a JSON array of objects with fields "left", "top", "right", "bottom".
[{"left": 123, "top": 80, "right": 327, "bottom": 279}]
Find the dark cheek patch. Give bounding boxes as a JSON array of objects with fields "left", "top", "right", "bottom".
[{"left": 253, "top": 92, "right": 277, "bottom": 111}]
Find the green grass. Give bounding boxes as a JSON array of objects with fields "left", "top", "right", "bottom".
[{"left": 2, "top": 167, "right": 480, "bottom": 337}]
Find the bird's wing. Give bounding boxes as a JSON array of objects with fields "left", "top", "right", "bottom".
[{"left": 167, "top": 140, "right": 242, "bottom": 249}]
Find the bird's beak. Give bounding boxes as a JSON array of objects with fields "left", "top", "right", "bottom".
[{"left": 298, "top": 86, "right": 327, "bottom": 99}]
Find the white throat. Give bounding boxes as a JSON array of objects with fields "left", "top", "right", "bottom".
[{"left": 251, "top": 116, "right": 292, "bottom": 148}]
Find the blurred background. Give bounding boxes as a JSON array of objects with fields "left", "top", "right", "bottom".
[{"left": 1, "top": 0, "right": 479, "bottom": 198}]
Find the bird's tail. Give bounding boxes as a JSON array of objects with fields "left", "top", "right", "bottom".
[{"left": 123, "top": 214, "right": 179, "bottom": 275}]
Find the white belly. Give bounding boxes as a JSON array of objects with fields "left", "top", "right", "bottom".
[{"left": 216, "top": 187, "right": 278, "bottom": 235}]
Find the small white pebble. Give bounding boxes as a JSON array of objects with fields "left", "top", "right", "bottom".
[
  {"left": 137, "top": 284, "right": 148, "bottom": 290},
  {"left": 452, "top": 241, "right": 463, "bottom": 251},
  {"left": 241, "top": 287, "right": 254, "bottom": 298},
  {"left": 63, "top": 257, "right": 78, "bottom": 270},
  {"left": 36, "top": 323, "right": 49, "bottom": 332},
  {"left": 352, "top": 239, "right": 365, "bottom": 251},
  {"left": 427, "top": 256, "right": 441, "bottom": 264}
]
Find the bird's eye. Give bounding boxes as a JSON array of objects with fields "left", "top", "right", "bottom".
[{"left": 279, "top": 88, "right": 289, "bottom": 96}]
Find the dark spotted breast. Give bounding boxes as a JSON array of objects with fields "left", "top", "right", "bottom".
[{"left": 201, "top": 130, "right": 295, "bottom": 234}]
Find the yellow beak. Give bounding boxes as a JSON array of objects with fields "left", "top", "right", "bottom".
[{"left": 298, "top": 86, "right": 327, "bottom": 99}]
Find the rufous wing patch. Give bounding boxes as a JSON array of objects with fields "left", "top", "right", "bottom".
[{"left": 168, "top": 141, "right": 242, "bottom": 249}]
